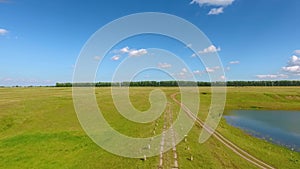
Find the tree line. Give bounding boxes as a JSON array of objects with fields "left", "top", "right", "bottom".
[{"left": 55, "top": 80, "right": 300, "bottom": 87}]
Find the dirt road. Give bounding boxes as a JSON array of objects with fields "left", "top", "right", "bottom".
[{"left": 170, "top": 93, "right": 275, "bottom": 169}]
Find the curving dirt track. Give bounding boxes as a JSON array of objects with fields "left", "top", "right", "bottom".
[{"left": 170, "top": 93, "right": 275, "bottom": 169}]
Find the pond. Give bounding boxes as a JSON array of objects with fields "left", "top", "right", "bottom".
[{"left": 224, "top": 110, "right": 300, "bottom": 152}]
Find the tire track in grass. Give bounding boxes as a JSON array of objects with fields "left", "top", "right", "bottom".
[
  {"left": 158, "top": 105, "right": 168, "bottom": 168},
  {"left": 169, "top": 106, "right": 179, "bottom": 169},
  {"left": 158, "top": 104, "right": 180, "bottom": 169}
]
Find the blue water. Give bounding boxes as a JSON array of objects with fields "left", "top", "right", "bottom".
[{"left": 224, "top": 110, "right": 300, "bottom": 152}]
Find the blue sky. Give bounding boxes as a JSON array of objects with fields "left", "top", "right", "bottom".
[{"left": 1, "top": 0, "right": 300, "bottom": 86}]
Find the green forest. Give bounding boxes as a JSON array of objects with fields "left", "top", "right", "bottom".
[{"left": 55, "top": 80, "right": 300, "bottom": 87}]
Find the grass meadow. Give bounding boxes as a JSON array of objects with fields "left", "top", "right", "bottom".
[{"left": 0, "top": 87, "right": 299, "bottom": 168}]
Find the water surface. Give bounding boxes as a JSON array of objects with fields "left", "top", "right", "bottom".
[{"left": 225, "top": 110, "right": 300, "bottom": 151}]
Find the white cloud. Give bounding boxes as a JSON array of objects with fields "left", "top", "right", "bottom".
[
  {"left": 199, "top": 45, "right": 221, "bottom": 54},
  {"left": 229, "top": 61, "right": 240, "bottom": 64},
  {"left": 205, "top": 66, "right": 220, "bottom": 73},
  {"left": 220, "top": 75, "right": 226, "bottom": 80},
  {"left": 94, "top": 56, "right": 101, "bottom": 60},
  {"left": 290, "top": 55, "right": 300, "bottom": 65},
  {"left": 282, "top": 66, "right": 300, "bottom": 73},
  {"left": 205, "top": 67, "right": 215, "bottom": 73},
  {"left": 191, "top": 0, "right": 234, "bottom": 16},
  {"left": 0, "top": 28, "right": 8, "bottom": 35},
  {"left": 117, "top": 46, "right": 148, "bottom": 57},
  {"left": 186, "top": 43, "right": 192, "bottom": 48},
  {"left": 256, "top": 74, "right": 288, "bottom": 79},
  {"left": 128, "top": 48, "right": 148, "bottom": 57},
  {"left": 2, "top": 77, "right": 13, "bottom": 82},
  {"left": 191, "top": 53, "right": 197, "bottom": 57},
  {"left": 0, "top": 77, "right": 54, "bottom": 86},
  {"left": 282, "top": 55, "right": 300, "bottom": 74},
  {"left": 208, "top": 7, "right": 224, "bottom": 15},
  {"left": 111, "top": 55, "right": 120, "bottom": 61},
  {"left": 257, "top": 53, "right": 300, "bottom": 79},
  {"left": 157, "top": 62, "right": 172, "bottom": 68},
  {"left": 120, "top": 46, "right": 130, "bottom": 53},
  {"left": 175, "top": 68, "right": 193, "bottom": 79},
  {"left": 294, "top": 50, "right": 300, "bottom": 55},
  {"left": 190, "top": 0, "right": 234, "bottom": 6},
  {"left": 179, "top": 72, "right": 185, "bottom": 76},
  {"left": 193, "top": 70, "right": 202, "bottom": 75}
]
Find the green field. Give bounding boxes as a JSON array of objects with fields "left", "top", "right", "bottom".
[{"left": 0, "top": 87, "right": 300, "bottom": 168}]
